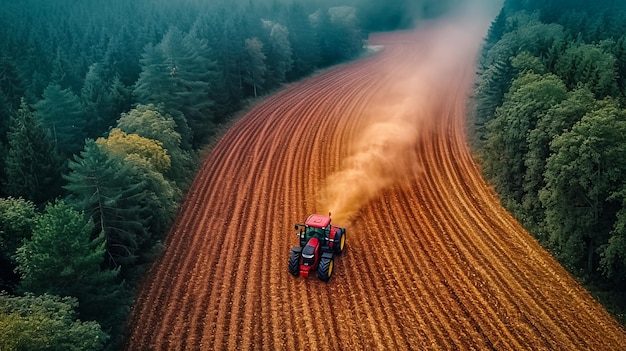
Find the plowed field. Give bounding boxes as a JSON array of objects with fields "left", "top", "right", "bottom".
[{"left": 125, "top": 17, "right": 626, "bottom": 351}]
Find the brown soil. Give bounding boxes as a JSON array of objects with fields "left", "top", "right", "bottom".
[{"left": 124, "top": 20, "right": 626, "bottom": 351}]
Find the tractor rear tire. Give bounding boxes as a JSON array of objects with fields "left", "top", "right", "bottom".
[
  {"left": 288, "top": 250, "right": 300, "bottom": 276},
  {"left": 333, "top": 229, "right": 346, "bottom": 255},
  {"left": 317, "top": 257, "right": 334, "bottom": 282}
]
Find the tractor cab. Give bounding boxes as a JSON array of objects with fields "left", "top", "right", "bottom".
[
  {"left": 298, "top": 214, "right": 331, "bottom": 244},
  {"left": 304, "top": 214, "right": 331, "bottom": 237}
]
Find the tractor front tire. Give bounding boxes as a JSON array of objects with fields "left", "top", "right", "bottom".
[
  {"left": 288, "top": 249, "right": 301, "bottom": 276},
  {"left": 317, "top": 257, "right": 334, "bottom": 282}
]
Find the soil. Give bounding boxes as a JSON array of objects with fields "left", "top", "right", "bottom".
[{"left": 124, "top": 22, "right": 626, "bottom": 351}]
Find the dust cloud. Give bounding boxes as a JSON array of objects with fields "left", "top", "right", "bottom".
[{"left": 318, "top": 5, "right": 496, "bottom": 226}]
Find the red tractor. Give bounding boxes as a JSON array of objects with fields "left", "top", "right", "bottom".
[{"left": 288, "top": 214, "right": 346, "bottom": 282}]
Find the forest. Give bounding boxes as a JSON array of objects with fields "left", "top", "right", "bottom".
[
  {"left": 472, "top": 0, "right": 626, "bottom": 323},
  {"left": 0, "top": 0, "right": 458, "bottom": 349}
]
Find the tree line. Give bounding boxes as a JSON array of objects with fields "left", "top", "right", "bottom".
[
  {"left": 0, "top": 0, "right": 459, "bottom": 349},
  {"left": 0, "top": 0, "right": 368, "bottom": 349},
  {"left": 472, "top": 0, "right": 626, "bottom": 323}
]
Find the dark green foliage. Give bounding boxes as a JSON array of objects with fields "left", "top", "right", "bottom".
[
  {"left": 197, "top": 10, "right": 247, "bottom": 117},
  {"left": 0, "top": 55, "right": 24, "bottom": 138},
  {"left": 15, "top": 201, "right": 125, "bottom": 330},
  {"left": 483, "top": 72, "right": 568, "bottom": 204},
  {"left": 81, "top": 63, "right": 133, "bottom": 139},
  {"left": 0, "top": 0, "right": 415, "bottom": 348},
  {"left": 476, "top": 0, "right": 626, "bottom": 317},
  {"left": 65, "top": 138, "right": 178, "bottom": 271},
  {"left": 64, "top": 140, "right": 149, "bottom": 268},
  {"left": 0, "top": 140, "right": 6, "bottom": 195},
  {"left": 284, "top": 2, "right": 320, "bottom": 80},
  {"left": 540, "top": 101, "right": 626, "bottom": 273},
  {"left": 614, "top": 36, "right": 626, "bottom": 95},
  {"left": 524, "top": 87, "right": 597, "bottom": 230},
  {"left": 134, "top": 26, "right": 218, "bottom": 146},
  {"left": 34, "top": 84, "right": 87, "bottom": 156},
  {"left": 0, "top": 197, "right": 37, "bottom": 292},
  {"left": 0, "top": 292, "right": 107, "bottom": 351},
  {"left": 602, "top": 186, "right": 626, "bottom": 284},
  {"left": 5, "top": 99, "right": 63, "bottom": 205},
  {"left": 312, "top": 7, "right": 365, "bottom": 66},
  {"left": 554, "top": 42, "right": 619, "bottom": 98}
]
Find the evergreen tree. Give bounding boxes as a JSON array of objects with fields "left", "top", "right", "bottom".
[
  {"left": 5, "top": 99, "right": 63, "bottom": 205},
  {"left": 15, "top": 201, "right": 124, "bottom": 328},
  {"left": 199, "top": 10, "right": 247, "bottom": 117},
  {"left": 50, "top": 47, "right": 81, "bottom": 93},
  {"left": 81, "top": 62, "right": 115, "bottom": 138},
  {"left": 105, "top": 75, "right": 133, "bottom": 131},
  {"left": 64, "top": 140, "right": 149, "bottom": 268},
  {"left": 34, "top": 83, "right": 87, "bottom": 156},
  {"left": 0, "top": 55, "right": 24, "bottom": 135},
  {"left": 614, "top": 36, "right": 626, "bottom": 95},
  {"left": 134, "top": 43, "right": 175, "bottom": 109},
  {"left": 161, "top": 26, "right": 218, "bottom": 145},
  {"left": 135, "top": 27, "right": 218, "bottom": 146},
  {"left": 312, "top": 6, "right": 364, "bottom": 66},
  {"left": 96, "top": 130, "right": 178, "bottom": 242},
  {"left": 285, "top": 2, "right": 320, "bottom": 80},
  {"left": 0, "top": 140, "right": 6, "bottom": 194}
]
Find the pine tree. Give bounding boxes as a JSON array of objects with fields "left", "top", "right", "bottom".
[
  {"left": 64, "top": 140, "right": 149, "bottom": 268},
  {"left": 198, "top": 10, "right": 247, "bottom": 117},
  {"left": 160, "top": 26, "right": 218, "bottom": 145},
  {"left": 5, "top": 99, "right": 63, "bottom": 205},
  {"left": 80, "top": 63, "right": 111, "bottom": 138},
  {"left": 34, "top": 83, "right": 87, "bottom": 156},
  {"left": 134, "top": 43, "right": 176, "bottom": 109},
  {"left": 285, "top": 2, "right": 320, "bottom": 80},
  {"left": 0, "top": 54, "right": 24, "bottom": 119}
]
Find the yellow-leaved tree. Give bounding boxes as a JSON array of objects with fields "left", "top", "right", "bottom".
[{"left": 96, "top": 128, "right": 171, "bottom": 173}]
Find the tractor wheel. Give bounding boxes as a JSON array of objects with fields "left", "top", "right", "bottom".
[
  {"left": 334, "top": 229, "right": 346, "bottom": 255},
  {"left": 288, "top": 250, "right": 300, "bottom": 276},
  {"left": 317, "top": 257, "right": 334, "bottom": 282}
]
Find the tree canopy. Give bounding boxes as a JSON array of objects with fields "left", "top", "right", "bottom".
[{"left": 473, "top": 0, "right": 626, "bottom": 322}]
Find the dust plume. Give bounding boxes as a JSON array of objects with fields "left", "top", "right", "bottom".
[{"left": 318, "top": 8, "right": 494, "bottom": 226}]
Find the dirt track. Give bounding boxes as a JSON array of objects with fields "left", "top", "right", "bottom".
[{"left": 125, "top": 18, "right": 626, "bottom": 351}]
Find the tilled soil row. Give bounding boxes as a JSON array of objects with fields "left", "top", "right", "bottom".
[{"left": 124, "top": 23, "right": 626, "bottom": 350}]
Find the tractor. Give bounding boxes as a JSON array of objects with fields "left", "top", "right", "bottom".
[{"left": 288, "top": 213, "right": 346, "bottom": 282}]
